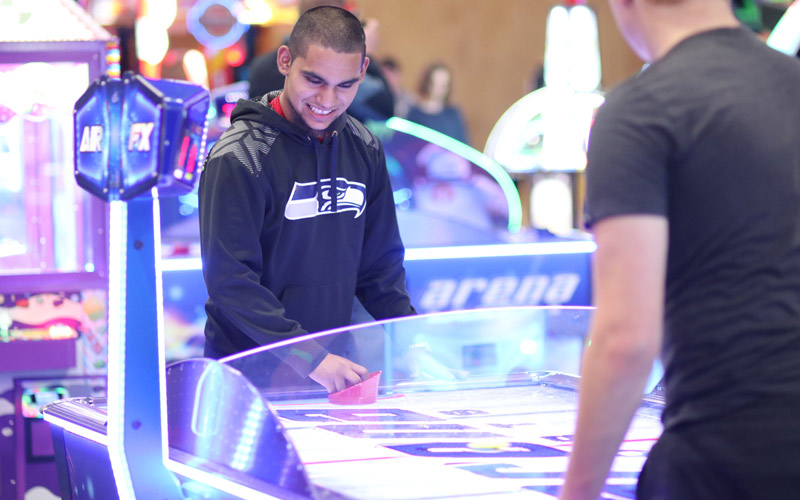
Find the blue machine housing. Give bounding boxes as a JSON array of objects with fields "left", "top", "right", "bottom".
[{"left": 74, "top": 72, "right": 210, "bottom": 201}]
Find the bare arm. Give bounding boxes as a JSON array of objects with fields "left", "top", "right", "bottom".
[{"left": 560, "top": 214, "right": 667, "bottom": 500}]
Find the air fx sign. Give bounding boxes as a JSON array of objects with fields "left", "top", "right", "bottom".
[
  {"left": 74, "top": 72, "right": 209, "bottom": 201},
  {"left": 78, "top": 122, "right": 155, "bottom": 153}
]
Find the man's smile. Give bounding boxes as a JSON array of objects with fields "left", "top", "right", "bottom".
[{"left": 308, "top": 104, "right": 334, "bottom": 116}]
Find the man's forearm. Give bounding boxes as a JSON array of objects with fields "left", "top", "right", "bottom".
[{"left": 559, "top": 333, "right": 656, "bottom": 500}]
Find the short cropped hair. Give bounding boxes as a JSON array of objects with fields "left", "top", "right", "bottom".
[{"left": 287, "top": 6, "right": 366, "bottom": 61}]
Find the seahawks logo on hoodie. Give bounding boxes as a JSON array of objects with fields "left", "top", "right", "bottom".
[{"left": 285, "top": 178, "right": 366, "bottom": 220}]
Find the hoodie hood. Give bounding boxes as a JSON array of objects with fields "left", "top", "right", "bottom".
[
  {"left": 200, "top": 85, "right": 415, "bottom": 361},
  {"left": 230, "top": 91, "right": 345, "bottom": 211},
  {"left": 229, "top": 91, "right": 349, "bottom": 146}
]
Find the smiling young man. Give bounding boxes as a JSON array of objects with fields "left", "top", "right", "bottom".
[
  {"left": 199, "top": 6, "right": 416, "bottom": 393},
  {"left": 559, "top": 0, "right": 800, "bottom": 499}
]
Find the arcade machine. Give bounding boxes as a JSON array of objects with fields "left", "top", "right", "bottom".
[
  {"left": 484, "top": 0, "right": 604, "bottom": 235},
  {"left": 40, "top": 3, "right": 800, "bottom": 498},
  {"left": 41, "top": 53, "right": 665, "bottom": 500},
  {"left": 157, "top": 112, "right": 594, "bottom": 362},
  {"left": 43, "top": 70, "right": 210, "bottom": 500},
  {"left": 0, "top": 1, "right": 116, "bottom": 498},
  {"left": 157, "top": 80, "right": 250, "bottom": 361},
  {"left": 376, "top": 118, "right": 594, "bottom": 315},
  {"left": 45, "top": 299, "right": 666, "bottom": 499}
]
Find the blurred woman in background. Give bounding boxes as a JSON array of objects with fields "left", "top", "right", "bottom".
[{"left": 407, "top": 62, "right": 470, "bottom": 146}]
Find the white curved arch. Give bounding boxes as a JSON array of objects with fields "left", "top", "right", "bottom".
[{"left": 767, "top": 1, "right": 800, "bottom": 56}]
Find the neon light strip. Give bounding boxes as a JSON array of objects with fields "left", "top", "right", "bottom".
[
  {"left": 385, "top": 117, "right": 523, "bottom": 233},
  {"left": 767, "top": 1, "right": 800, "bottom": 56},
  {"left": 43, "top": 414, "right": 108, "bottom": 447},
  {"left": 186, "top": 0, "right": 249, "bottom": 50},
  {"left": 161, "top": 240, "right": 595, "bottom": 273},
  {"left": 106, "top": 201, "right": 136, "bottom": 500},
  {"left": 404, "top": 240, "right": 596, "bottom": 260},
  {"left": 165, "top": 459, "right": 284, "bottom": 500},
  {"left": 161, "top": 257, "right": 203, "bottom": 271},
  {"left": 152, "top": 191, "right": 172, "bottom": 471}
]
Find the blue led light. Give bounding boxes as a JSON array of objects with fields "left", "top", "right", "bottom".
[
  {"left": 404, "top": 241, "right": 596, "bottom": 261},
  {"left": 106, "top": 200, "right": 136, "bottom": 500},
  {"left": 165, "top": 460, "right": 285, "bottom": 500},
  {"left": 186, "top": 0, "right": 249, "bottom": 51},
  {"left": 160, "top": 240, "right": 596, "bottom": 273},
  {"left": 42, "top": 413, "right": 108, "bottom": 446}
]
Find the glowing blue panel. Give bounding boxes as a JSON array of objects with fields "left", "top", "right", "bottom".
[
  {"left": 120, "top": 76, "right": 162, "bottom": 199},
  {"left": 73, "top": 72, "right": 209, "bottom": 201},
  {"left": 74, "top": 77, "right": 116, "bottom": 199}
]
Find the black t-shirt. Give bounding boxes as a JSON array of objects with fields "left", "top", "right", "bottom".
[{"left": 585, "top": 28, "right": 800, "bottom": 429}]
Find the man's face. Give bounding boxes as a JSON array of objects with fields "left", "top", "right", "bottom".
[
  {"left": 608, "top": 0, "right": 651, "bottom": 62},
  {"left": 278, "top": 43, "right": 368, "bottom": 134}
]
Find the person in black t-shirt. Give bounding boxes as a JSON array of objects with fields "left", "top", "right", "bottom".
[{"left": 560, "top": 1, "right": 800, "bottom": 499}]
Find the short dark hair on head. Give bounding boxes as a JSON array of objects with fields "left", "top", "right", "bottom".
[{"left": 287, "top": 6, "right": 365, "bottom": 61}]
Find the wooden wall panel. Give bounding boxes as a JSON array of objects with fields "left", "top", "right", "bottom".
[{"left": 355, "top": 0, "right": 643, "bottom": 150}]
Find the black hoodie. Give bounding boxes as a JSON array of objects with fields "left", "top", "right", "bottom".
[{"left": 199, "top": 92, "right": 416, "bottom": 375}]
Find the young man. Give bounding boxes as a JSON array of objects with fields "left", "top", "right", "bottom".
[
  {"left": 247, "top": 0, "right": 395, "bottom": 124},
  {"left": 247, "top": 0, "right": 345, "bottom": 99},
  {"left": 199, "top": 6, "right": 416, "bottom": 393},
  {"left": 560, "top": 1, "right": 800, "bottom": 499}
]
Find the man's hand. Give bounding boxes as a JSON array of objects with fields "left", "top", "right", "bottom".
[{"left": 309, "top": 353, "right": 369, "bottom": 393}]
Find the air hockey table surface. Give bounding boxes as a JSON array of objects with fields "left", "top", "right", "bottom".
[
  {"left": 266, "top": 375, "right": 663, "bottom": 500},
  {"left": 46, "top": 306, "right": 665, "bottom": 500},
  {"left": 201, "top": 306, "right": 663, "bottom": 499}
]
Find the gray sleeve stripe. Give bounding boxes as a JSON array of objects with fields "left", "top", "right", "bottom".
[
  {"left": 208, "top": 121, "right": 279, "bottom": 177},
  {"left": 346, "top": 116, "right": 377, "bottom": 150}
]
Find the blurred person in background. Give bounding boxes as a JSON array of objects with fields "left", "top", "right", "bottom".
[
  {"left": 380, "top": 55, "right": 414, "bottom": 118},
  {"left": 346, "top": 16, "right": 395, "bottom": 123},
  {"left": 407, "top": 62, "right": 470, "bottom": 145}
]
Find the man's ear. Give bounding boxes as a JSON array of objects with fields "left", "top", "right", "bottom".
[
  {"left": 360, "top": 56, "right": 370, "bottom": 81},
  {"left": 277, "top": 45, "right": 292, "bottom": 76}
]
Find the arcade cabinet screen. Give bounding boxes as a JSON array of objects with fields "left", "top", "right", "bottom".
[{"left": 0, "top": 61, "right": 97, "bottom": 276}]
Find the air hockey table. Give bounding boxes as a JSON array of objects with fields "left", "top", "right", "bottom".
[{"left": 44, "top": 306, "right": 664, "bottom": 499}]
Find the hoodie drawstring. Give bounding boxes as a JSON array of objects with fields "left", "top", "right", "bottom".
[
  {"left": 312, "top": 131, "right": 340, "bottom": 214},
  {"left": 313, "top": 139, "right": 323, "bottom": 206},
  {"left": 330, "top": 130, "right": 339, "bottom": 213}
]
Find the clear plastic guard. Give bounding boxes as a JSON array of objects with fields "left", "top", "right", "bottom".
[
  {"left": 166, "top": 306, "right": 664, "bottom": 499},
  {"left": 221, "top": 306, "right": 594, "bottom": 400}
]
